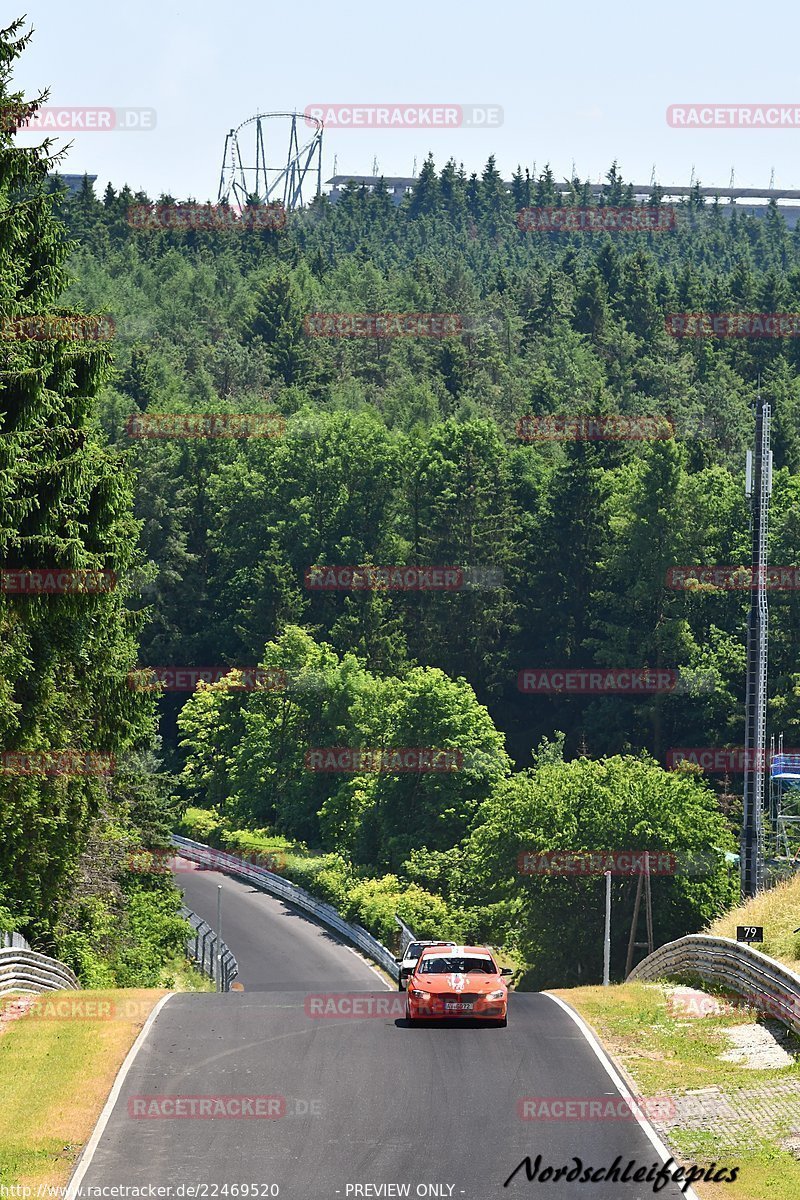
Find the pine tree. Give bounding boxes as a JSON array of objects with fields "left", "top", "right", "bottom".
[
  {"left": 0, "top": 18, "right": 155, "bottom": 938},
  {"left": 246, "top": 268, "right": 314, "bottom": 386},
  {"left": 408, "top": 153, "right": 440, "bottom": 218},
  {"left": 604, "top": 162, "right": 624, "bottom": 205},
  {"left": 574, "top": 267, "right": 610, "bottom": 343},
  {"left": 511, "top": 165, "right": 528, "bottom": 211}
]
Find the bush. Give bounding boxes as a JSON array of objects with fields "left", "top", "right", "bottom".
[
  {"left": 347, "top": 876, "right": 467, "bottom": 945},
  {"left": 108, "top": 881, "right": 192, "bottom": 988},
  {"left": 177, "top": 806, "right": 226, "bottom": 846},
  {"left": 54, "top": 879, "right": 191, "bottom": 988}
]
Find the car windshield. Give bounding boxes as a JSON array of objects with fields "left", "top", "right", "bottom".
[{"left": 419, "top": 956, "right": 496, "bottom": 975}]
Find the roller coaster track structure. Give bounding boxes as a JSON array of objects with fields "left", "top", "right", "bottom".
[{"left": 217, "top": 112, "right": 323, "bottom": 212}]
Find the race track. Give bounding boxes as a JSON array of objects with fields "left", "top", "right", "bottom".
[{"left": 70, "top": 858, "right": 696, "bottom": 1199}]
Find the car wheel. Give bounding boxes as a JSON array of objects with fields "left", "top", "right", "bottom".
[
  {"left": 405, "top": 1002, "right": 414, "bottom": 1022},
  {"left": 499, "top": 1015, "right": 507, "bottom": 1027}
]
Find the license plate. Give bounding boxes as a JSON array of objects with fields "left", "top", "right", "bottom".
[{"left": 444, "top": 1001, "right": 473, "bottom": 1012}]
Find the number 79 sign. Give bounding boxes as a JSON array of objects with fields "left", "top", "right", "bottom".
[{"left": 736, "top": 926, "right": 763, "bottom": 943}]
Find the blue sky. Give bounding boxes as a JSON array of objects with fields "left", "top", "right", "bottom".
[{"left": 13, "top": 1, "right": 800, "bottom": 199}]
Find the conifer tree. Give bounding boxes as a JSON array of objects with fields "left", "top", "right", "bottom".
[{"left": 0, "top": 18, "right": 155, "bottom": 938}]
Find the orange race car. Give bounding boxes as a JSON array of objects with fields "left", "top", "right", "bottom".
[{"left": 404, "top": 944, "right": 512, "bottom": 1026}]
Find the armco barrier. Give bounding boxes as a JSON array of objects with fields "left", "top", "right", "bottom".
[
  {"left": 172, "top": 834, "right": 400, "bottom": 981},
  {"left": 0, "top": 947, "right": 80, "bottom": 996},
  {"left": 628, "top": 933, "right": 800, "bottom": 1037},
  {"left": 1, "top": 930, "right": 31, "bottom": 950},
  {"left": 181, "top": 904, "right": 238, "bottom": 991},
  {"left": 394, "top": 914, "right": 417, "bottom": 957}
]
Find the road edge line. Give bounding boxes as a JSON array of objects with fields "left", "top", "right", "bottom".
[
  {"left": 65, "top": 992, "right": 174, "bottom": 1200},
  {"left": 542, "top": 991, "right": 701, "bottom": 1200},
  {"left": 343, "top": 943, "right": 392, "bottom": 989}
]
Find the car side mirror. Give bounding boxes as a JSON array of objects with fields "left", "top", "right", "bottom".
[
  {"left": 395, "top": 958, "right": 404, "bottom": 965},
  {"left": 500, "top": 967, "right": 513, "bottom": 976}
]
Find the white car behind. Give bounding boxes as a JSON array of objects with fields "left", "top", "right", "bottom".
[{"left": 396, "top": 940, "right": 457, "bottom": 990}]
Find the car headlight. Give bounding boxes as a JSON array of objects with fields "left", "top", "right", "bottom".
[
  {"left": 409, "top": 989, "right": 431, "bottom": 1000},
  {"left": 486, "top": 989, "right": 506, "bottom": 1002}
]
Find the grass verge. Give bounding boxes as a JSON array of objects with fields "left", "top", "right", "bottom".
[
  {"left": 552, "top": 981, "right": 800, "bottom": 1200},
  {"left": 0, "top": 988, "right": 165, "bottom": 1189},
  {"left": 705, "top": 872, "right": 800, "bottom": 972}
]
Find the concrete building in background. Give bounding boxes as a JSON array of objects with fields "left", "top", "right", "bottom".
[
  {"left": 48, "top": 173, "right": 97, "bottom": 194},
  {"left": 325, "top": 175, "right": 800, "bottom": 226}
]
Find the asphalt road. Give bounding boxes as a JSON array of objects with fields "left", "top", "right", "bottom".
[
  {"left": 72, "top": 859, "right": 698, "bottom": 1200},
  {"left": 174, "top": 858, "right": 381, "bottom": 992}
]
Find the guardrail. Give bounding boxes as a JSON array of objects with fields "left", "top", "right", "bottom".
[
  {"left": 181, "top": 905, "right": 238, "bottom": 992},
  {"left": 1, "top": 931, "right": 31, "bottom": 950},
  {"left": 0, "top": 948, "right": 80, "bottom": 996},
  {"left": 172, "top": 834, "right": 400, "bottom": 981},
  {"left": 628, "top": 934, "right": 800, "bottom": 1036},
  {"left": 394, "top": 915, "right": 417, "bottom": 957}
]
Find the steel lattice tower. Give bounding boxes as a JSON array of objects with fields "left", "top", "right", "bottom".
[{"left": 741, "top": 393, "right": 772, "bottom": 897}]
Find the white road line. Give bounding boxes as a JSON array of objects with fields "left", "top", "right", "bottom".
[
  {"left": 543, "top": 992, "right": 701, "bottom": 1200},
  {"left": 65, "top": 992, "right": 174, "bottom": 1200},
  {"left": 343, "top": 943, "right": 393, "bottom": 989}
]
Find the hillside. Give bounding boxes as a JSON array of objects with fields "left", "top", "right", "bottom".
[{"left": 707, "top": 872, "right": 800, "bottom": 971}]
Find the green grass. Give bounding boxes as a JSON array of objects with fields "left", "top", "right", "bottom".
[
  {"left": 0, "top": 989, "right": 164, "bottom": 1189},
  {"left": 706, "top": 872, "right": 800, "bottom": 972},
  {"left": 164, "top": 955, "right": 215, "bottom": 991},
  {"left": 553, "top": 982, "right": 800, "bottom": 1200}
]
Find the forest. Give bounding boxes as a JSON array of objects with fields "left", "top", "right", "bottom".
[{"left": 2, "top": 13, "right": 798, "bottom": 983}]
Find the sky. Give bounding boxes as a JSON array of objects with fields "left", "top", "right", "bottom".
[{"left": 10, "top": 1, "right": 800, "bottom": 201}]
